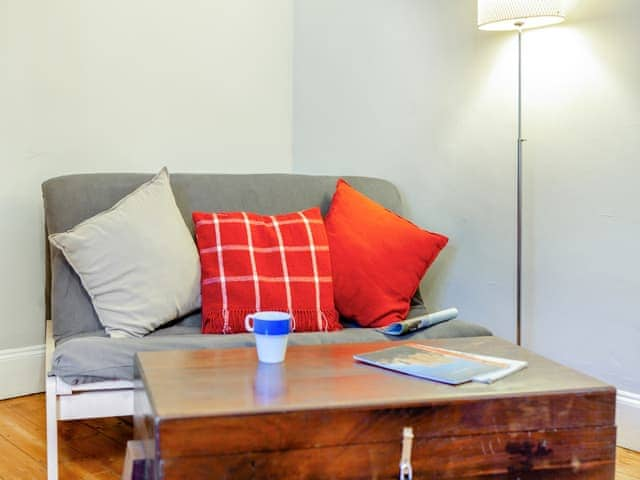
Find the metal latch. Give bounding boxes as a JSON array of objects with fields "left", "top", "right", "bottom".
[{"left": 399, "top": 427, "right": 414, "bottom": 480}]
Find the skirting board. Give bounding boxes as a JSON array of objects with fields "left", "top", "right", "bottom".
[
  {"left": 617, "top": 390, "right": 640, "bottom": 452},
  {"left": 0, "top": 344, "right": 46, "bottom": 400}
]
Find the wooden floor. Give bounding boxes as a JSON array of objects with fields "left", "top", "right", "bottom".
[
  {"left": 0, "top": 394, "right": 128, "bottom": 479},
  {"left": 0, "top": 394, "right": 638, "bottom": 479}
]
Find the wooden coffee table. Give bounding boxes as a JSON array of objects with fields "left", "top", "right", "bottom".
[{"left": 133, "top": 336, "right": 616, "bottom": 479}]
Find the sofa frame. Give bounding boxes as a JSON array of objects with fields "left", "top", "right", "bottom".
[{"left": 45, "top": 321, "right": 134, "bottom": 480}]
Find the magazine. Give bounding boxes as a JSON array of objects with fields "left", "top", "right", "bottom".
[
  {"left": 377, "top": 308, "right": 458, "bottom": 336},
  {"left": 354, "top": 343, "right": 527, "bottom": 385}
]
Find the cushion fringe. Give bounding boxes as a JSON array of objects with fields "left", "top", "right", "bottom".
[{"left": 202, "top": 307, "right": 341, "bottom": 334}]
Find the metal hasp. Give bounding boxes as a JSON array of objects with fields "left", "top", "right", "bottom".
[{"left": 399, "top": 426, "right": 414, "bottom": 480}]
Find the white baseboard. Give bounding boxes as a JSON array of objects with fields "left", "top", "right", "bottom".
[
  {"left": 0, "top": 344, "right": 46, "bottom": 400},
  {"left": 617, "top": 390, "right": 640, "bottom": 452}
]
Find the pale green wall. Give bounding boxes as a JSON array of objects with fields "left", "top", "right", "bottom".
[
  {"left": 293, "top": 0, "right": 640, "bottom": 396},
  {"left": 0, "top": 0, "right": 294, "bottom": 351}
]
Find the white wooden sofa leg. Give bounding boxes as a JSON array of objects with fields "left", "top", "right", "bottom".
[{"left": 46, "top": 375, "right": 58, "bottom": 480}]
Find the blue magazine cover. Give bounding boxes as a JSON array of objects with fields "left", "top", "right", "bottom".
[{"left": 354, "top": 343, "right": 510, "bottom": 385}]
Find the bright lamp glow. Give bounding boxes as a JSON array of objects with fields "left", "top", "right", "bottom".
[{"left": 478, "top": 0, "right": 566, "bottom": 31}]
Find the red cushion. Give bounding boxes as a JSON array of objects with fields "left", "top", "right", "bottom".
[
  {"left": 324, "top": 179, "right": 448, "bottom": 327},
  {"left": 192, "top": 207, "right": 341, "bottom": 334}
]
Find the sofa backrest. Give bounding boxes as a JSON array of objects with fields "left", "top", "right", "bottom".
[{"left": 42, "top": 172, "right": 403, "bottom": 342}]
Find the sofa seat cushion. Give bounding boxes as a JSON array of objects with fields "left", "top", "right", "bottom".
[{"left": 50, "top": 314, "right": 492, "bottom": 385}]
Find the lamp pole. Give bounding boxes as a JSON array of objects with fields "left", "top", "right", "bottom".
[
  {"left": 477, "top": 1, "right": 566, "bottom": 347},
  {"left": 515, "top": 24, "right": 524, "bottom": 346}
]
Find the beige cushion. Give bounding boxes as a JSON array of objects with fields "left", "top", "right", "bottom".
[{"left": 49, "top": 168, "right": 201, "bottom": 338}]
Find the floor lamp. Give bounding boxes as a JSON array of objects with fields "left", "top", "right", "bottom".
[{"left": 477, "top": 0, "right": 566, "bottom": 346}]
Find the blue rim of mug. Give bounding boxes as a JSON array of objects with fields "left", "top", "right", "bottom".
[{"left": 251, "top": 311, "right": 290, "bottom": 336}]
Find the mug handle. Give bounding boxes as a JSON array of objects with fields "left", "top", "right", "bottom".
[{"left": 244, "top": 314, "right": 254, "bottom": 332}]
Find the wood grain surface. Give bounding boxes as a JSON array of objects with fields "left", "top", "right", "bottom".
[
  {"left": 0, "top": 394, "right": 637, "bottom": 479},
  {"left": 136, "top": 336, "right": 613, "bottom": 419},
  {"left": 156, "top": 391, "right": 614, "bottom": 458},
  {"left": 159, "top": 426, "right": 616, "bottom": 479},
  {"left": 134, "top": 336, "right": 617, "bottom": 479},
  {"left": 0, "top": 394, "right": 128, "bottom": 479}
]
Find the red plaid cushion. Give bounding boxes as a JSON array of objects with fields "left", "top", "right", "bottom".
[{"left": 192, "top": 207, "right": 341, "bottom": 334}]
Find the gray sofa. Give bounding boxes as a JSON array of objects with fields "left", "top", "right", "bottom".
[
  {"left": 42, "top": 172, "right": 491, "bottom": 479},
  {"left": 43, "top": 173, "right": 491, "bottom": 385}
]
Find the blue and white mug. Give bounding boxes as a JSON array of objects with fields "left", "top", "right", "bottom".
[{"left": 244, "top": 311, "right": 291, "bottom": 363}]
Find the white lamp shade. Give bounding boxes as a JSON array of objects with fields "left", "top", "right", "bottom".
[{"left": 478, "top": 0, "right": 566, "bottom": 31}]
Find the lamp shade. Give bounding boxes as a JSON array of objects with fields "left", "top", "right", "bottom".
[{"left": 478, "top": 0, "right": 565, "bottom": 31}]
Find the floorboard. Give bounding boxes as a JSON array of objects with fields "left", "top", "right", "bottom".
[{"left": 0, "top": 393, "right": 637, "bottom": 479}]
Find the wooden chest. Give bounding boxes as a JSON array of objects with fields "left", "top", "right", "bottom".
[{"left": 134, "top": 337, "right": 616, "bottom": 479}]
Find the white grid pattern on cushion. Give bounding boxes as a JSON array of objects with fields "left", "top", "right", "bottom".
[
  {"left": 478, "top": 0, "right": 565, "bottom": 27},
  {"left": 193, "top": 207, "right": 341, "bottom": 334}
]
